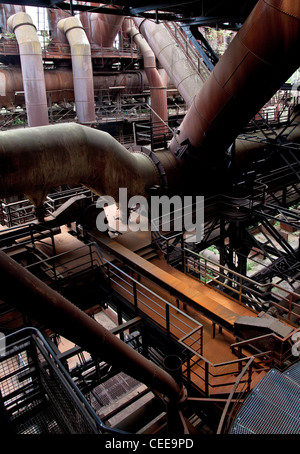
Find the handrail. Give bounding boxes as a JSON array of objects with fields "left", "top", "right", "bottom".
[
  {"left": 2, "top": 326, "right": 128, "bottom": 434},
  {"left": 184, "top": 246, "right": 300, "bottom": 323},
  {"left": 217, "top": 356, "right": 255, "bottom": 434}
]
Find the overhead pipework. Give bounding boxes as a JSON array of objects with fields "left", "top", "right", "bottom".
[
  {"left": 81, "top": 5, "right": 124, "bottom": 49},
  {"left": 134, "top": 17, "right": 206, "bottom": 107},
  {"left": 169, "top": 0, "right": 300, "bottom": 167},
  {"left": 58, "top": 15, "right": 96, "bottom": 125},
  {"left": 0, "top": 122, "right": 162, "bottom": 207},
  {"left": 7, "top": 12, "right": 49, "bottom": 127},
  {"left": 127, "top": 26, "right": 168, "bottom": 137}
]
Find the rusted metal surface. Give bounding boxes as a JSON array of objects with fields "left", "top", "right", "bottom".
[
  {"left": 169, "top": 0, "right": 300, "bottom": 161},
  {"left": 0, "top": 248, "right": 183, "bottom": 403},
  {"left": 134, "top": 17, "right": 205, "bottom": 107},
  {"left": 0, "top": 122, "right": 160, "bottom": 206},
  {"left": 0, "top": 4, "right": 24, "bottom": 33},
  {"left": 0, "top": 67, "right": 150, "bottom": 107},
  {"left": 90, "top": 5, "right": 124, "bottom": 48},
  {"left": 58, "top": 16, "right": 95, "bottom": 125},
  {"left": 7, "top": 12, "right": 49, "bottom": 127},
  {"left": 47, "top": 7, "right": 69, "bottom": 43},
  {"left": 127, "top": 26, "right": 168, "bottom": 136}
]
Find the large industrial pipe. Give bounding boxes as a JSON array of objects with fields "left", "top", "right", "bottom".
[
  {"left": 7, "top": 12, "right": 49, "bottom": 127},
  {"left": 0, "top": 122, "right": 160, "bottom": 206},
  {"left": 89, "top": 6, "right": 124, "bottom": 48},
  {"left": 134, "top": 17, "right": 207, "bottom": 107},
  {"left": 58, "top": 15, "right": 95, "bottom": 124},
  {"left": 0, "top": 67, "right": 154, "bottom": 108},
  {"left": 169, "top": 0, "right": 300, "bottom": 163},
  {"left": 0, "top": 248, "right": 183, "bottom": 403},
  {"left": 127, "top": 26, "right": 168, "bottom": 137}
]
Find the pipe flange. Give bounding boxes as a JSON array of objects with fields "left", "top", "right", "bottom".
[
  {"left": 12, "top": 22, "right": 37, "bottom": 33},
  {"left": 131, "top": 145, "right": 168, "bottom": 191}
]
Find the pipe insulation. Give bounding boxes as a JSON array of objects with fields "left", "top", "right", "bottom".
[
  {"left": 127, "top": 26, "right": 168, "bottom": 136},
  {"left": 0, "top": 248, "right": 183, "bottom": 403},
  {"left": 58, "top": 15, "right": 96, "bottom": 124},
  {"left": 7, "top": 12, "right": 49, "bottom": 127},
  {"left": 169, "top": 0, "right": 300, "bottom": 161},
  {"left": 0, "top": 122, "right": 160, "bottom": 206}
]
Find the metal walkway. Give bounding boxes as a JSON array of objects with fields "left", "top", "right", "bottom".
[{"left": 229, "top": 361, "right": 300, "bottom": 434}]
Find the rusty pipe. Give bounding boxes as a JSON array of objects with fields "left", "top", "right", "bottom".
[
  {"left": 134, "top": 17, "right": 206, "bottom": 107},
  {"left": 0, "top": 248, "right": 183, "bottom": 403},
  {"left": 169, "top": 0, "right": 300, "bottom": 162},
  {"left": 7, "top": 12, "right": 49, "bottom": 127},
  {"left": 0, "top": 67, "right": 154, "bottom": 108},
  {"left": 58, "top": 16, "right": 95, "bottom": 125},
  {"left": 89, "top": 6, "right": 124, "bottom": 48},
  {"left": 127, "top": 26, "right": 168, "bottom": 136},
  {"left": 0, "top": 122, "right": 160, "bottom": 206}
]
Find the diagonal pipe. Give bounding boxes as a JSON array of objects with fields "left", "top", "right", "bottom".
[{"left": 0, "top": 248, "right": 184, "bottom": 404}]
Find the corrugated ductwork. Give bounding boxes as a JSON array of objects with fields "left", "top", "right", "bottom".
[
  {"left": 7, "top": 12, "right": 49, "bottom": 127},
  {"left": 127, "top": 26, "right": 168, "bottom": 137},
  {"left": 0, "top": 248, "right": 183, "bottom": 403},
  {"left": 134, "top": 17, "right": 205, "bottom": 107},
  {"left": 169, "top": 0, "right": 300, "bottom": 162},
  {"left": 0, "top": 122, "right": 160, "bottom": 206},
  {"left": 58, "top": 16, "right": 95, "bottom": 124}
]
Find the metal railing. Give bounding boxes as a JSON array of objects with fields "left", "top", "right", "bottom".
[
  {"left": 183, "top": 247, "right": 300, "bottom": 324},
  {"left": 164, "top": 22, "right": 210, "bottom": 81},
  {"left": 217, "top": 357, "right": 255, "bottom": 434},
  {"left": 0, "top": 327, "right": 127, "bottom": 434},
  {"left": 102, "top": 257, "right": 203, "bottom": 358}
]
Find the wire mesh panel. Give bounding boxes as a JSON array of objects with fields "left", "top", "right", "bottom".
[{"left": 0, "top": 328, "right": 109, "bottom": 434}]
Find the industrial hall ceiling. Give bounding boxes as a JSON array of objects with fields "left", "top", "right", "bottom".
[{"left": 0, "top": 0, "right": 259, "bottom": 28}]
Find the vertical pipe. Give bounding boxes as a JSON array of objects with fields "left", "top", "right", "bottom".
[
  {"left": 7, "top": 12, "right": 49, "bottom": 127},
  {"left": 127, "top": 26, "right": 168, "bottom": 139},
  {"left": 58, "top": 15, "right": 96, "bottom": 125},
  {"left": 89, "top": 6, "right": 124, "bottom": 48}
]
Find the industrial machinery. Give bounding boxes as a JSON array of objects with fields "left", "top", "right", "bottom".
[{"left": 0, "top": 0, "right": 300, "bottom": 436}]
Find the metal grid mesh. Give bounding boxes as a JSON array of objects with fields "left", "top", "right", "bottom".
[
  {"left": 0, "top": 329, "right": 105, "bottom": 434},
  {"left": 230, "top": 365, "right": 300, "bottom": 434}
]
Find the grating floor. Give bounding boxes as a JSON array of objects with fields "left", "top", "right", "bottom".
[{"left": 230, "top": 362, "right": 300, "bottom": 434}]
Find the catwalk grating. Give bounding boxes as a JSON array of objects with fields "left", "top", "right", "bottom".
[{"left": 230, "top": 363, "right": 300, "bottom": 434}]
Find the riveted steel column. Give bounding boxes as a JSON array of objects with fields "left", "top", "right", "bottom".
[{"left": 7, "top": 12, "right": 49, "bottom": 127}]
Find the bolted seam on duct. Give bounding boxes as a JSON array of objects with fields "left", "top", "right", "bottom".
[
  {"left": 58, "top": 15, "right": 96, "bottom": 125},
  {"left": 7, "top": 12, "right": 49, "bottom": 127}
]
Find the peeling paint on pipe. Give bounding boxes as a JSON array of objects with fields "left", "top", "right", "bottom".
[
  {"left": 169, "top": 0, "right": 300, "bottom": 162},
  {"left": 7, "top": 12, "right": 49, "bottom": 127},
  {"left": 58, "top": 16, "right": 96, "bottom": 124},
  {"left": 0, "top": 248, "right": 183, "bottom": 403}
]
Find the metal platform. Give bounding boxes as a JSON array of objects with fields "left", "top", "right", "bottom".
[{"left": 229, "top": 361, "right": 300, "bottom": 434}]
